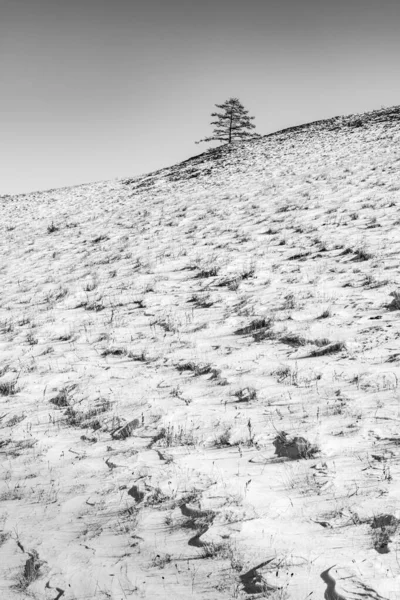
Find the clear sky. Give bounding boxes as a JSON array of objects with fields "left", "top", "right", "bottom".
[{"left": 2, "top": 0, "right": 400, "bottom": 195}]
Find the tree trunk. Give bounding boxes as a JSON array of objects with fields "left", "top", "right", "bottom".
[{"left": 228, "top": 108, "right": 233, "bottom": 143}]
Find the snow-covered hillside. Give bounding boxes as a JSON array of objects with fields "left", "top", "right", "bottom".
[{"left": 2, "top": 105, "right": 400, "bottom": 599}]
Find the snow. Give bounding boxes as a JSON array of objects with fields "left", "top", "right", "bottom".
[{"left": 1, "top": 106, "right": 400, "bottom": 598}]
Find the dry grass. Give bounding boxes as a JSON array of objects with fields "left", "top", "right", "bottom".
[{"left": 2, "top": 105, "right": 400, "bottom": 599}]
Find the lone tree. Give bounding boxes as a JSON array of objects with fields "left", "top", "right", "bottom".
[{"left": 196, "top": 97, "right": 260, "bottom": 145}]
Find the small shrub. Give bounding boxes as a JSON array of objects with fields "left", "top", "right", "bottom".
[
  {"left": 111, "top": 418, "right": 140, "bottom": 439},
  {"left": 194, "top": 265, "right": 219, "bottom": 278},
  {"left": 49, "top": 384, "right": 77, "bottom": 407},
  {"left": 83, "top": 277, "right": 98, "bottom": 292},
  {"left": 0, "top": 379, "right": 19, "bottom": 396},
  {"left": 65, "top": 400, "right": 111, "bottom": 430},
  {"left": 26, "top": 332, "right": 38, "bottom": 346},
  {"left": 354, "top": 247, "right": 373, "bottom": 261},
  {"left": 235, "top": 317, "right": 272, "bottom": 336},
  {"left": 343, "top": 245, "right": 373, "bottom": 261},
  {"left": 200, "top": 540, "right": 227, "bottom": 559},
  {"left": 151, "top": 553, "right": 172, "bottom": 569},
  {"left": 84, "top": 298, "right": 105, "bottom": 312},
  {"left": 127, "top": 350, "right": 148, "bottom": 362},
  {"left": 101, "top": 347, "right": 127, "bottom": 357},
  {"left": 273, "top": 431, "right": 319, "bottom": 459},
  {"left": 18, "top": 315, "right": 31, "bottom": 326},
  {"left": 371, "top": 514, "right": 398, "bottom": 554},
  {"left": 50, "top": 285, "right": 68, "bottom": 302},
  {"left": 47, "top": 222, "right": 59, "bottom": 234},
  {"left": 240, "top": 262, "right": 256, "bottom": 280},
  {"left": 152, "top": 316, "right": 177, "bottom": 333},
  {"left": 133, "top": 297, "right": 145, "bottom": 308},
  {"left": 312, "top": 337, "right": 332, "bottom": 347},
  {"left": 6, "top": 413, "right": 26, "bottom": 427},
  {"left": 213, "top": 426, "right": 232, "bottom": 447},
  {"left": 176, "top": 361, "right": 212, "bottom": 376},
  {"left": 288, "top": 251, "right": 311, "bottom": 261},
  {"left": 145, "top": 486, "right": 170, "bottom": 506},
  {"left": 153, "top": 424, "right": 197, "bottom": 447},
  {"left": 0, "top": 319, "right": 14, "bottom": 333},
  {"left": 57, "top": 331, "right": 74, "bottom": 342},
  {"left": 233, "top": 387, "right": 257, "bottom": 402},
  {"left": 282, "top": 293, "right": 297, "bottom": 310},
  {"left": 272, "top": 364, "right": 298, "bottom": 385},
  {"left": 240, "top": 559, "right": 281, "bottom": 595},
  {"left": 0, "top": 532, "right": 10, "bottom": 546},
  {"left": 387, "top": 291, "right": 400, "bottom": 311},
  {"left": 279, "top": 333, "right": 307, "bottom": 347},
  {"left": 92, "top": 234, "right": 109, "bottom": 244},
  {"left": 228, "top": 278, "right": 240, "bottom": 291},
  {"left": 15, "top": 550, "right": 42, "bottom": 590},
  {"left": 0, "top": 364, "right": 9, "bottom": 377},
  {"left": 188, "top": 293, "right": 213, "bottom": 308},
  {"left": 363, "top": 275, "right": 389, "bottom": 289},
  {"left": 41, "top": 345, "right": 54, "bottom": 355},
  {"left": 308, "top": 341, "right": 346, "bottom": 357}
]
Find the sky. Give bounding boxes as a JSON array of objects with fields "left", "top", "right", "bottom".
[{"left": 1, "top": 0, "right": 400, "bottom": 195}]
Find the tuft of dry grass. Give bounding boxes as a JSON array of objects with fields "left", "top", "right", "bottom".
[
  {"left": 176, "top": 361, "right": 212, "bottom": 376},
  {"left": 0, "top": 378, "right": 20, "bottom": 397},
  {"left": 14, "top": 550, "right": 43, "bottom": 591},
  {"left": 387, "top": 291, "right": 400, "bottom": 310},
  {"left": 47, "top": 222, "right": 59, "bottom": 234},
  {"left": 273, "top": 431, "right": 319, "bottom": 459},
  {"left": 233, "top": 387, "right": 257, "bottom": 402},
  {"left": 308, "top": 341, "right": 346, "bottom": 357},
  {"left": 235, "top": 317, "right": 272, "bottom": 336}
]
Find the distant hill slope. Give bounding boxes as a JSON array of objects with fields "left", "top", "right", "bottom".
[
  {"left": 1, "top": 106, "right": 400, "bottom": 600},
  {"left": 4, "top": 103, "right": 400, "bottom": 202}
]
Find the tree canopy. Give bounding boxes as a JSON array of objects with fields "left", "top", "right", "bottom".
[{"left": 196, "top": 98, "right": 260, "bottom": 145}]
